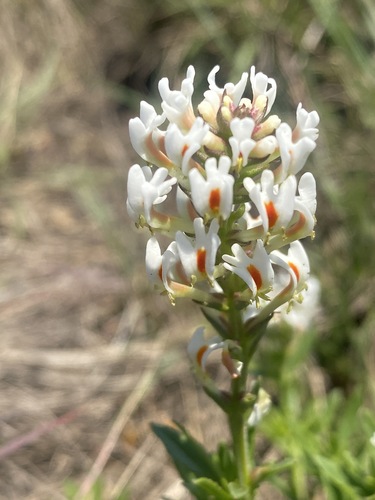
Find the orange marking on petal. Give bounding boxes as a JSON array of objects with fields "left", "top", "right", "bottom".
[
  {"left": 265, "top": 201, "right": 278, "bottom": 229},
  {"left": 289, "top": 261, "right": 300, "bottom": 282},
  {"left": 285, "top": 212, "right": 306, "bottom": 237},
  {"left": 247, "top": 264, "right": 262, "bottom": 290},
  {"left": 145, "top": 133, "right": 174, "bottom": 168},
  {"left": 181, "top": 144, "right": 189, "bottom": 156},
  {"left": 221, "top": 350, "right": 239, "bottom": 378},
  {"left": 197, "top": 247, "right": 207, "bottom": 274},
  {"left": 158, "top": 264, "right": 163, "bottom": 281},
  {"left": 197, "top": 345, "right": 208, "bottom": 367},
  {"left": 209, "top": 188, "right": 221, "bottom": 213}
]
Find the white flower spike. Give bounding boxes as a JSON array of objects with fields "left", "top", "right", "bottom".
[
  {"left": 127, "top": 61, "right": 319, "bottom": 377},
  {"left": 128, "top": 63, "right": 320, "bottom": 471}
]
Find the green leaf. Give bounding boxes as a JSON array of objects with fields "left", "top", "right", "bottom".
[
  {"left": 193, "top": 478, "right": 233, "bottom": 499},
  {"left": 227, "top": 481, "right": 251, "bottom": 499},
  {"left": 252, "top": 459, "right": 295, "bottom": 486},
  {"left": 341, "top": 451, "right": 375, "bottom": 496},
  {"left": 213, "top": 442, "right": 237, "bottom": 481},
  {"left": 311, "top": 454, "right": 362, "bottom": 497},
  {"left": 151, "top": 422, "right": 222, "bottom": 484}
]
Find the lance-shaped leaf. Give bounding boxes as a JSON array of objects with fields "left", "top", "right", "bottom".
[{"left": 151, "top": 422, "right": 222, "bottom": 484}]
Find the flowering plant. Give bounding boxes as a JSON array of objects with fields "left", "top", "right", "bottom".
[{"left": 126, "top": 63, "right": 319, "bottom": 498}]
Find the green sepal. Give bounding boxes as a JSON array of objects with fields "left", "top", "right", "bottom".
[
  {"left": 200, "top": 306, "right": 230, "bottom": 338},
  {"left": 202, "top": 385, "right": 233, "bottom": 413},
  {"left": 244, "top": 314, "right": 273, "bottom": 359},
  {"left": 226, "top": 203, "right": 246, "bottom": 225},
  {"left": 151, "top": 422, "right": 222, "bottom": 485},
  {"left": 238, "top": 152, "right": 280, "bottom": 182}
]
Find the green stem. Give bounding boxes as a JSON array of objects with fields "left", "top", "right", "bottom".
[
  {"left": 227, "top": 345, "right": 254, "bottom": 498},
  {"left": 224, "top": 300, "right": 259, "bottom": 498},
  {"left": 228, "top": 398, "right": 252, "bottom": 495}
]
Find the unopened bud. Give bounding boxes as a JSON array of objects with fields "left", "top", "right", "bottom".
[
  {"left": 203, "top": 131, "right": 227, "bottom": 153},
  {"left": 250, "top": 136, "right": 278, "bottom": 158},
  {"left": 251, "top": 95, "right": 268, "bottom": 122},
  {"left": 252, "top": 115, "right": 281, "bottom": 140},
  {"left": 198, "top": 100, "right": 218, "bottom": 128}
]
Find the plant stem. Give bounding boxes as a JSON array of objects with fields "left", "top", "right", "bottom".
[
  {"left": 225, "top": 301, "right": 259, "bottom": 498},
  {"left": 228, "top": 409, "right": 251, "bottom": 489},
  {"left": 227, "top": 371, "right": 254, "bottom": 498}
]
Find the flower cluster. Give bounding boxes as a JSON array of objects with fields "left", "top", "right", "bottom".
[{"left": 127, "top": 64, "right": 319, "bottom": 380}]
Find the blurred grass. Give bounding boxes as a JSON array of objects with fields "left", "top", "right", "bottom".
[{"left": 0, "top": 0, "right": 375, "bottom": 497}]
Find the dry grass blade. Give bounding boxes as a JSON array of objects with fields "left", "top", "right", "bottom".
[
  {"left": 0, "top": 346, "right": 127, "bottom": 369},
  {"left": 108, "top": 433, "right": 157, "bottom": 500},
  {"left": 75, "top": 337, "right": 164, "bottom": 499},
  {"left": 0, "top": 409, "right": 79, "bottom": 462}
]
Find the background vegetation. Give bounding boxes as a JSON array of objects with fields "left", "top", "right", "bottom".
[{"left": 0, "top": 0, "right": 374, "bottom": 498}]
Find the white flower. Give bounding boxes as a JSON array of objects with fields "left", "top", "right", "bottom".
[
  {"left": 229, "top": 117, "right": 256, "bottom": 166},
  {"left": 146, "top": 238, "right": 213, "bottom": 302},
  {"left": 222, "top": 240, "right": 274, "bottom": 297},
  {"left": 189, "top": 156, "right": 234, "bottom": 220},
  {"left": 276, "top": 122, "right": 317, "bottom": 181},
  {"left": 250, "top": 66, "right": 277, "bottom": 116},
  {"left": 175, "top": 218, "right": 221, "bottom": 284},
  {"left": 187, "top": 326, "right": 224, "bottom": 371},
  {"left": 266, "top": 173, "right": 316, "bottom": 251},
  {"left": 370, "top": 432, "right": 375, "bottom": 447},
  {"left": 188, "top": 327, "right": 242, "bottom": 378},
  {"left": 278, "top": 276, "right": 320, "bottom": 331},
  {"left": 158, "top": 65, "right": 196, "bottom": 131},
  {"left": 293, "top": 103, "right": 320, "bottom": 142},
  {"left": 128, "top": 101, "right": 173, "bottom": 169},
  {"left": 295, "top": 171, "right": 317, "bottom": 215},
  {"left": 145, "top": 237, "right": 182, "bottom": 294},
  {"left": 165, "top": 117, "right": 209, "bottom": 175},
  {"left": 145, "top": 236, "right": 164, "bottom": 287},
  {"left": 244, "top": 170, "right": 297, "bottom": 235},
  {"left": 126, "top": 165, "right": 176, "bottom": 224},
  {"left": 244, "top": 243, "right": 309, "bottom": 319},
  {"left": 206, "top": 65, "right": 249, "bottom": 106},
  {"left": 248, "top": 389, "right": 272, "bottom": 427},
  {"left": 271, "top": 241, "right": 310, "bottom": 294}
]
